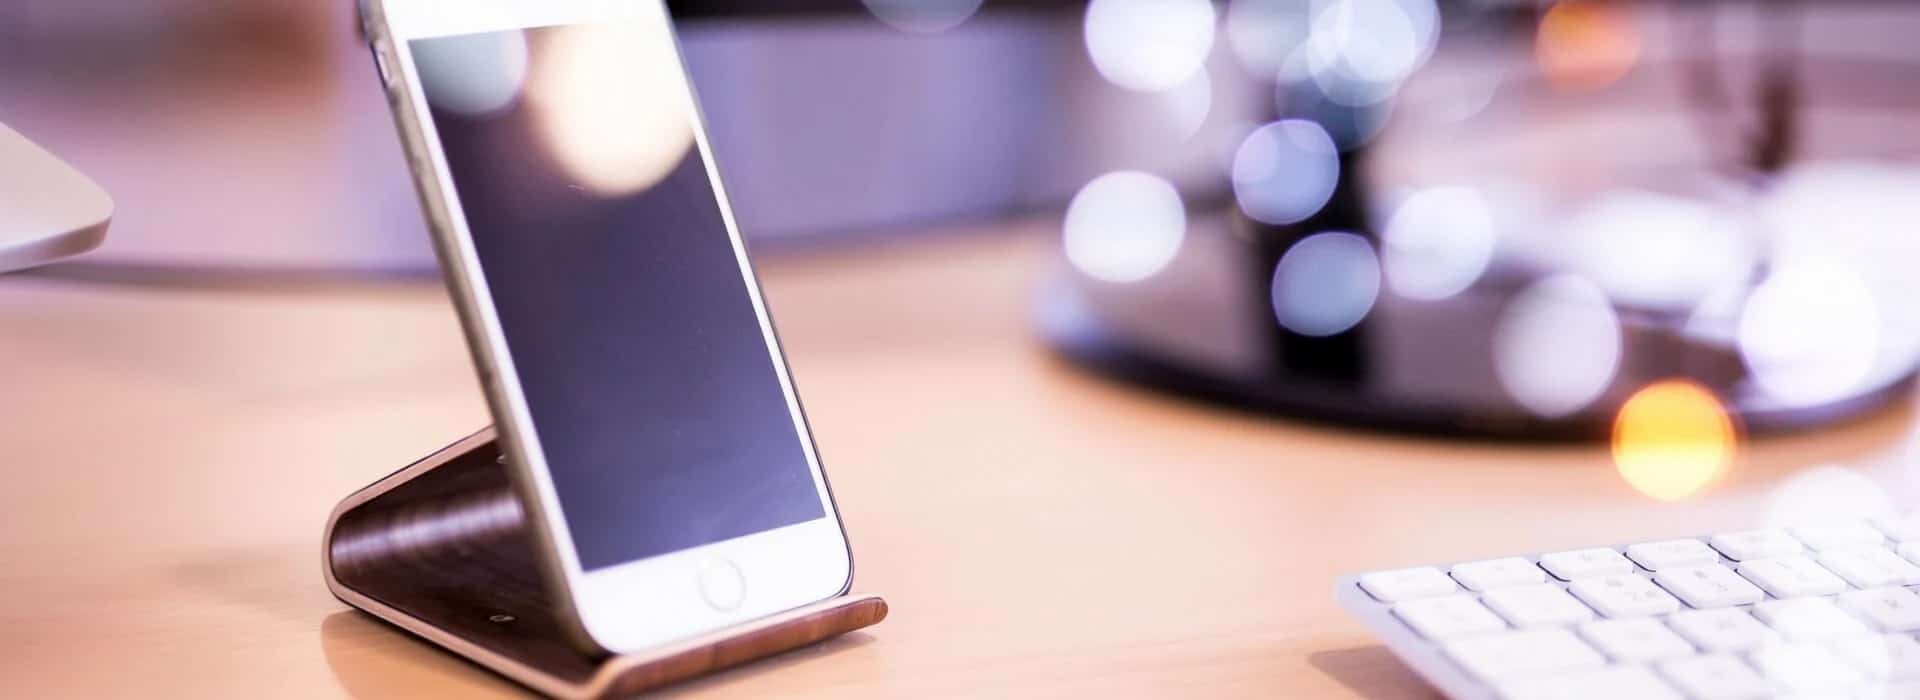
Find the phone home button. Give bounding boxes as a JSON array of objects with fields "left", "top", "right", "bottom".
[{"left": 697, "top": 559, "right": 746, "bottom": 612}]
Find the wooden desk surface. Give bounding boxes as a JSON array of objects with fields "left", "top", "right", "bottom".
[{"left": 2, "top": 225, "right": 1914, "bottom": 698}]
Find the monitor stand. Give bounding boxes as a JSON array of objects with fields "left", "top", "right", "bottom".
[{"left": 0, "top": 123, "right": 110, "bottom": 273}]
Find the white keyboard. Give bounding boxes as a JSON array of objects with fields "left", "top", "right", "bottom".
[{"left": 1336, "top": 517, "right": 1920, "bottom": 700}]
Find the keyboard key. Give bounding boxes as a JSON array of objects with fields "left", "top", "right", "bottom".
[
  {"left": 1654, "top": 565, "right": 1766, "bottom": 609},
  {"left": 1821, "top": 546, "right": 1920, "bottom": 590},
  {"left": 1753, "top": 597, "right": 1872, "bottom": 641},
  {"left": 1874, "top": 513, "right": 1920, "bottom": 543},
  {"left": 1626, "top": 539, "right": 1719, "bottom": 571},
  {"left": 1900, "top": 541, "right": 1920, "bottom": 568},
  {"left": 1838, "top": 587, "right": 1920, "bottom": 632},
  {"left": 1450, "top": 557, "right": 1547, "bottom": 592},
  {"left": 1482, "top": 583, "right": 1598, "bottom": 627},
  {"left": 1495, "top": 664, "right": 1683, "bottom": 700},
  {"left": 1737, "top": 556, "right": 1849, "bottom": 598},
  {"left": 1577, "top": 617, "right": 1695, "bottom": 662},
  {"left": 1833, "top": 633, "right": 1920, "bottom": 680},
  {"left": 1790, "top": 522, "right": 1885, "bottom": 552},
  {"left": 1539, "top": 548, "right": 1635, "bottom": 580},
  {"left": 1359, "top": 567, "right": 1459, "bottom": 602},
  {"left": 1708, "top": 530, "right": 1804, "bottom": 562},
  {"left": 1567, "top": 573, "right": 1681, "bottom": 618},
  {"left": 1749, "top": 643, "right": 1867, "bottom": 692},
  {"left": 1443, "top": 627, "right": 1606, "bottom": 680},
  {"left": 1392, "top": 595, "right": 1507, "bottom": 640},
  {"left": 1658, "top": 653, "right": 1774, "bottom": 700},
  {"left": 1667, "top": 608, "right": 1779, "bottom": 653}
]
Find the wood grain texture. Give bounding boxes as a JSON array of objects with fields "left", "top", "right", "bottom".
[{"left": 325, "top": 432, "right": 887, "bottom": 697}]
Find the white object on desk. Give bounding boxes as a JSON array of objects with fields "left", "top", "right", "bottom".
[{"left": 0, "top": 122, "right": 110, "bottom": 272}]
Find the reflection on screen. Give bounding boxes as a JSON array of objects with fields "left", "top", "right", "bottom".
[{"left": 411, "top": 23, "right": 826, "bottom": 571}]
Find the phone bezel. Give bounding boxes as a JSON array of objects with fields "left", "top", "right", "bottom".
[{"left": 361, "top": 0, "right": 853, "bottom": 654}]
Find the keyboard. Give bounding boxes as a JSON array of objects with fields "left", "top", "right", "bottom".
[{"left": 1336, "top": 518, "right": 1920, "bottom": 699}]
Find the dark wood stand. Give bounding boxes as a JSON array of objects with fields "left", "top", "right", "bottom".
[{"left": 323, "top": 429, "right": 887, "bottom": 698}]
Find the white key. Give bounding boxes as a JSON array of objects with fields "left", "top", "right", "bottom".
[
  {"left": 1709, "top": 530, "right": 1805, "bottom": 562},
  {"left": 1900, "top": 542, "right": 1920, "bottom": 568},
  {"left": 1832, "top": 633, "right": 1920, "bottom": 680},
  {"left": 1482, "top": 583, "right": 1597, "bottom": 627},
  {"left": 1577, "top": 617, "right": 1695, "bottom": 662},
  {"left": 1754, "top": 597, "right": 1872, "bottom": 641},
  {"left": 1737, "top": 556, "right": 1849, "bottom": 598},
  {"left": 1495, "top": 664, "right": 1683, "bottom": 700},
  {"left": 1654, "top": 565, "right": 1767, "bottom": 608},
  {"left": 1567, "top": 574, "right": 1681, "bottom": 618},
  {"left": 1821, "top": 547, "right": 1920, "bottom": 589},
  {"left": 1627, "top": 539, "right": 1720, "bottom": 571},
  {"left": 1450, "top": 557, "right": 1547, "bottom": 592},
  {"left": 1659, "top": 653, "right": 1774, "bottom": 700},
  {"left": 1791, "top": 523, "right": 1885, "bottom": 552},
  {"left": 1874, "top": 513, "right": 1920, "bottom": 543},
  {"left": 1443, "top": 627, "right": 1606, "bottom": 680},
  {"left": 1750, "top": 643, "right": 1867, "bottom": 692},
  {"left": 1668, "top": 608, "right": 1780, "bottom": 653},
  {"left": 1392, "top": 595, "right": 1507, "bottom": 640},
  {"left": 1540, "top": 548, "right": 1636, "bottom": 581},
  {"left": 1838, "top": 587, "right": 1920, "bottom": 632},
  {"left": 1359, "top": 567, "right": 1459, "bottom": 602}
]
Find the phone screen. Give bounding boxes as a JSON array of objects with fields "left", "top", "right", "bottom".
[{"left": 407, "top": 22, "right": 827, "bottom": 572}]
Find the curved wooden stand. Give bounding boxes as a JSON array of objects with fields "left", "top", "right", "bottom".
[{"left": 323, "top": 429, "right": 887, "bottom": 698}]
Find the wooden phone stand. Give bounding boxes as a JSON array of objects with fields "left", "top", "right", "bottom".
[{"left": 323, "top": 429, "right": 887, "bottom": 698}]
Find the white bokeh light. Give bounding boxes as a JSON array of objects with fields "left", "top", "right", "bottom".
[
  {"left": 1063, "top": 171, "right": 1188, "bottom": 284},
  {"left": 1232, "top": 119, "right": 1340, "bottom": 225},
  {"left": 1161, "top": 69, "right": 1214, "bottom": 141},
  {"left": 530, "top": 22, "right": 695, "bottom": 197},
  {"left": 1084, "top": 0, "right": 1218, "bottom": 92},
  {"left": 863, "top": 0, "right": 984, "bottom": 33},
  {"left": 1493, "top": 275, "right": 1622, "bottom": 418},
  {"left": 1270, "top": 231, "right": 1381, "bottom": 337},
  {"left": 1737, "top": 259, "right": 1881, "bottom": 408},
  {"left": 1301, "top": 0, "right": 1440, "bottom": 106},
  {"left": 1382, "top": 186, "right": 1495, "bottom": 301},
  {"left": 412, "top": 30, "right": 530, "bottom": 117},
  {"left": 1560, "top": 191, "right": 1755, "bottom": 310}
]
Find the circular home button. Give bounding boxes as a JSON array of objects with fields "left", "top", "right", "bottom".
[{"left": 697, "top": 558, "right": 746, "bottom": 611}]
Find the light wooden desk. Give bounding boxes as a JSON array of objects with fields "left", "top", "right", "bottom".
[{"left": 2, "top": 225, "right": 1913, "bottom": 698}]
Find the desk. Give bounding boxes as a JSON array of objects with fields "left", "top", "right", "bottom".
[{"left": 2, "top": 224, "right": 1913, "bottom": 698}]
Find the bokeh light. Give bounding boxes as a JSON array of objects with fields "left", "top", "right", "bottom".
[
  {"left": 1536, "top": 0, "right": 1641, "bottom": 92},
  {"left": 1270, "top": 232, "right": 1381, "bottom": 337},
  {"left": 1084, "top": 0, "right": 1218, "bottom": 92},
  {"left": 530, "top": 22, "right": 694, "bottom": 197},
  {"left": 1382, "top": 186, "right": 1495, "bottom": 301},
  {"left": 1559, "top": 191, "right": 1754, "bottom": 310},
  {"left": 863, "top": 0, "right": 984, "bottom": 33},
  {"left": 1063, "top": 171, "right": 1188, "bottom": 284},
  {"left": 1611, "top": 380, "right": 1735, "bottom": 502},
  {"left": 412, "top": 30, "right": 529, "bottom": 117},
  {"left": 1737, "top": 259, "right": 1880, "bottom": 408},
  {"left": 1301, "top": 0, "right": 1440, "bottom": 106},
  {"left": 1161, "top": 69, "right": 1214, "bottom": 141},
  {"left": 1232, "top": 119, "right": 1340, "bottom": 225},
  {"left": 1493, "top": 274, "right": 1621, "bottom": 418}
]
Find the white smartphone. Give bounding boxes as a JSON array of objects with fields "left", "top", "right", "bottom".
[{"left": 360, "top": 0, "right": 854, "bottom": 654}]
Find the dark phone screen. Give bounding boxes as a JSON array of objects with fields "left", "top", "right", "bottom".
[{"left": 409, "top": 22, "right": 825, "bottom": 571}]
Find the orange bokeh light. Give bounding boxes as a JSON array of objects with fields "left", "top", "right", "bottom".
[
  {"left": 1536, "top": 0, "right": 1641, "bottom": 92},
  {"left": 1612, "top": 380, "right": 1737, "bottom": 502}
]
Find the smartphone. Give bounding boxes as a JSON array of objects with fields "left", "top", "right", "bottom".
[{"left": 360, "top": 0, "right": 853, "bottom": 654}]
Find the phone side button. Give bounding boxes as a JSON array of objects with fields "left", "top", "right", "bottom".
[{"left": 697, "top": 559, "right": 746, "bottom": 612}]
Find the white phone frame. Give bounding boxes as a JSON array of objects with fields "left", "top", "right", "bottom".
[{"left": 361, "top": 0, "right": 853, "bottom": 654}]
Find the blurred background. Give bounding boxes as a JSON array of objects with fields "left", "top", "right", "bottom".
[{"left": 5, "top": 0, "right": 1920, "bottom": 453}]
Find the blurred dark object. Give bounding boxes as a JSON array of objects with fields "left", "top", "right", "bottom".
[{"left": 1044, "top": 0, "right": 1920, "bottom": 439}]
